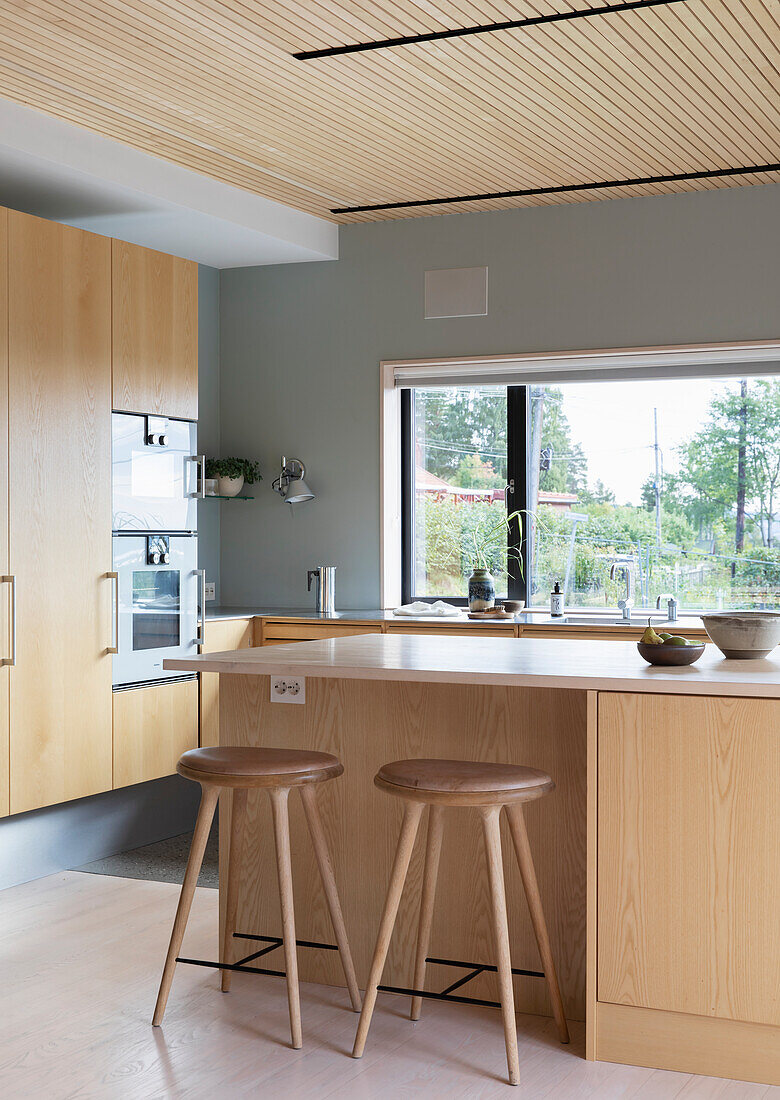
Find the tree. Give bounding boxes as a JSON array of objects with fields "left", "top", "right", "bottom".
[
  {"left": 675, "top": 378, "right": 780, "bottom": 550},
  {"left": 415, "top": 387, "right": 506, "bottom": 483},
  {"left": 581, "top": 479, "right": 617, "bottom": 506},
  {"left": 533, "top": 387, "right": 588, "bottom": 496},
  {"left": 640, "top": 475, "right": 656, "bottom": 512},
  {"left": 455, "top": 453, "right": 500, "bottom": 489}
]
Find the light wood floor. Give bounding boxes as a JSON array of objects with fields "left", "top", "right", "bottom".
[{"left": 0, "top": 872, "right": 777, "bottom": 1100}]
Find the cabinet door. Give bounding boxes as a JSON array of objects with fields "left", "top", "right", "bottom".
[
  {"left": 199, "top": 618, "right": 253, "bottom": 748},
  {"left": 0, "top": 210, "right": 8, "bottom": 818},
  {"left": 598, "top": 692, "right": 780, "bottom": 1027},
  {"left": 8, "top": 211, "right": 113, "bottom": 814},
  {"left": 114, "top": 679, "right": 199, "bottom": 787},
  {"left": 112, "top": 240, "right": 198, "bottom": 419}
]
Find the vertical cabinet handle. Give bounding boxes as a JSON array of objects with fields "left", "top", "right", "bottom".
[
  {"left": 197, "top": 568, "right": 206, "bottom": 647},
  {"left": 107, "top": 571, "right": 119, "bottom": 654},
  {"left": 188, "top": 455, "right": 206, "bottom": 499},
  {"left": 1, "top": 575, "right": 16, "bottom": 667}
]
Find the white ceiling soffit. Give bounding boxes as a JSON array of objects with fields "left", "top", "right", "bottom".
[{"left": 0, "top": 99, "right": 338, "bottom": 268}]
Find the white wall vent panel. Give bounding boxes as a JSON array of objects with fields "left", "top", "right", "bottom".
[{"left": 424, "top": 266, "right": 488, "bottom": 319}]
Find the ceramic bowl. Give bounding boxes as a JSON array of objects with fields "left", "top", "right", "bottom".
[
  {"left": 637, "top": 641, "right": 706, "bottom": 666},
  {"left": 500, "top": 600, "right": 525, "bottom": 614},
  {"left": 700, "top": 611, "right": 780, "bottom": 659}
]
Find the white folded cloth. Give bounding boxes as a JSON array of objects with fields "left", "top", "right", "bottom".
[{"left": 392, "top": 600, "right": 462, "bottom": 617}]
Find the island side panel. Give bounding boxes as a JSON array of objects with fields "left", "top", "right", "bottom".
[
  {"left": 596, "top": 691, "right": 780, "bottom": 1085},
  {"left": 219, "top": 674, "right": 588, "bottom": 1021}
]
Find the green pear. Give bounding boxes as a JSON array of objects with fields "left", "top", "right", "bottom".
[{"left": 641, "top": 621, "right": 665, "bottom": 645}]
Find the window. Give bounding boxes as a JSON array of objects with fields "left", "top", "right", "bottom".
[{"left": 402, "top": 374, "right": 780, "bottom": 613}]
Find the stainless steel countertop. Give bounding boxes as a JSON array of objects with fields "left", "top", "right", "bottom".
[{"left": 206, "top": 606, "right": 699, "bottom": 629}]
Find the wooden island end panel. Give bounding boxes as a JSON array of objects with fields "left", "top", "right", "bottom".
[
  {"left": 220, "top": 675, "right": 588, "bottom": 1021},
  {"left": 596, "top": 692, "right": 780, "bottom": 1084}
]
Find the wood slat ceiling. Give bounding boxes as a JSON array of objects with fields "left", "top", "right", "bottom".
[{"left": 1, "top": 1, "right": 779, "bottom": 223}]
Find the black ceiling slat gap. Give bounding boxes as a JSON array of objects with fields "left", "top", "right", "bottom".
[
  {"left": 331, "top": 163, "right": 780, "bottom": 214},
  {"left": 294, "top": 0, "right": 692, "bottom": 60}
]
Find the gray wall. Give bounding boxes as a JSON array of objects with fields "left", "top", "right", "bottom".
[
  {"left": 0, "top": 253, "right": 220, "bottom": 890},
  {"left": 219, "top": 182, "right": 780, "bottom": 609}
]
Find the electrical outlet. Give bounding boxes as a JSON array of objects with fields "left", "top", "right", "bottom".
[
  {"left": 270, "top": 677, "right": 306, "bottom": 704},
  {"left": 204, "top": 581, "right": 216, "bottom": 601}
]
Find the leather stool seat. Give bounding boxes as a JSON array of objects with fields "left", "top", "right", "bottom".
[{"left": 178, "top": 746, "right": 343, "bottom": 787}]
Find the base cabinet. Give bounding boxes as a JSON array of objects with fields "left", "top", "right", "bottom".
[
  {"left": 113, "top": 680, "right": 199, "bottom": 788},
  {"left": 598, "top": 692, "right": 780, "bottom": 1027},
  {"left": 199, "top": 618, "right": 253, "bottom": 748}
]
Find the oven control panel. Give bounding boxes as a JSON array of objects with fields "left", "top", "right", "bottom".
[{"left": 147, "top": 535, "right": 170, "bottom": 565}]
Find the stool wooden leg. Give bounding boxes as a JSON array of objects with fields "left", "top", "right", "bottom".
[
  {"left": 269, "top": 786, "right": 302, "bottom": 1049},
  {"left": 220, "top": 787, "right": 248, "bottom": 993},
  {"left": 299, "top": 783, "right": 362, "bottom": 1012},
  {"left": 481, "top": 805, "right": 520, "bottom": 1086},
  {"left": 352, "top": 799, "right": 424, "bottom": 1059},
  {"left": 152, "top": 783, "right": 219, "bottom": 1026},
  {"left": 505, "top": 804, "right": 570, "bottom": 1045},
  {"left": 410, "top": 804, "right": 444, "bottom": 1021}
]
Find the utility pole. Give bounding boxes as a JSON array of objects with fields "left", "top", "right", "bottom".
[
  {"left": 653, "top": 407, "right": 662, "bottom": 551},
  {"left": 735, "top": 379, "right": 748, "bottom": 553}
]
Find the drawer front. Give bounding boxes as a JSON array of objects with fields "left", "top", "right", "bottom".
[
  {"left": 386, "top": 624, "right": 516, "bottom": 637},
  {"left": 114, "top": 679, "right": 198, "bottom": 787},
  {"left": 262, "top": 622, "right": 382, "bottom": 642}
]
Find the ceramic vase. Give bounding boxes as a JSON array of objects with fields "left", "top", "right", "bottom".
[
  {"left": 218, "top": 474, "right": 244, "bottom": 497},
  {"left": 468, "top": 567, "right": 495, "bottom": 611}
]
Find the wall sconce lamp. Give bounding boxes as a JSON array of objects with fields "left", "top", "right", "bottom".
[{"left": 272, "top": 456, "right": 315, "bottom": 503}]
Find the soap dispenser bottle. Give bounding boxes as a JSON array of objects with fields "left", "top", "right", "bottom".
[{"left": 550, "top": 581, "right": 564, "bottom": 618}]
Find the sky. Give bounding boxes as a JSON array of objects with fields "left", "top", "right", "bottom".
[{"left": 558, "top": 376, "right": 747, "bottom": 506}]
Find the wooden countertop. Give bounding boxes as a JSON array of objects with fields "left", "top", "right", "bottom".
[{"left": 166, "top": 633, "right": 780, "bottom": 698}]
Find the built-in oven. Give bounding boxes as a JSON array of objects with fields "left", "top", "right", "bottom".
[
  {"left": 112, "top": 534, "right": 203, "bottom": 688},
  {"left": 112, "top": 412, "right": 202, "bottom": 533}
]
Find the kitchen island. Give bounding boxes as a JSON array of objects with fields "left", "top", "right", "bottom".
[{"left": 167, "top": 635, "right": 780, "bottom": 1086}]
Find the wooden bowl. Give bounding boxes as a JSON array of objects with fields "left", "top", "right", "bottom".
[{"left": 637, "top": 641, "right": 706, "bottom": 666}]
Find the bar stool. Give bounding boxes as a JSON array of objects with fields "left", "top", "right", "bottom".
[
  {"left": 152, "top": 746, "right": 361, "bottom": 1047},
  {"left": 352, "top": 758, "right": 569, "bottom": 1086}
]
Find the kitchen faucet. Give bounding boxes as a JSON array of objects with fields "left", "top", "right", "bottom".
[
  {"left": 609, "top": 561, "right": 635, "bottom": 622},
  {"left": 655, "top": 593, "right": 679, "bottom": 622}
]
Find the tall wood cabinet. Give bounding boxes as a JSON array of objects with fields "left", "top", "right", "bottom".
[
  {"left": 0, "top": 211, "right": 8, "bottom": 818},
  {"left": 112, "top": 239, "right": 198, "bottom": 419},
  {"left": 7, "top": 211, "right": 114, "bottom": 814},
  {"left": 0, "top": 209, "right": 199, "bottom": 814}
]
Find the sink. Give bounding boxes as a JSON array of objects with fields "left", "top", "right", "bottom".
[{"left": 558, "top": 614, "right": 634, "bottom": 627}]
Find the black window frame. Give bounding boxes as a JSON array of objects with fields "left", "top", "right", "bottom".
[{"left": 401, "top": 384, "right": 529, "bottom": 606}]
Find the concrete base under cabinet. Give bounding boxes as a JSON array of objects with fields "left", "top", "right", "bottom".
[{"left": 0, "top": 773, "right": 200, "bottom": 890}]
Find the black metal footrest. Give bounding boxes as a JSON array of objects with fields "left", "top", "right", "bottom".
[
  {"left": 377, "top": 955, "right": 544, "bottom": 1010},
  {"left": 176, "top": 930, "right": 338, "bottom": 979}
]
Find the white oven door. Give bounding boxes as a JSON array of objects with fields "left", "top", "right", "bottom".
[
  {"left": 112, "top": 535, "right": 200, "bottom": 687},
  {"left": 112, "top": 413, "right": 199, "bottom": 533}
]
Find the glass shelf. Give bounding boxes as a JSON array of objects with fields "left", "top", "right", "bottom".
[{"left": 202, "top": 494, "right": 254, "bottom": 501}]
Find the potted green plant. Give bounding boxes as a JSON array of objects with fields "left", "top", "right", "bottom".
[
  {"left": 468, "top": 509, "right": 526, "bottom": 611},
  {"left": 205, "top": 457, "right": 262, "bottom": 497}
]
